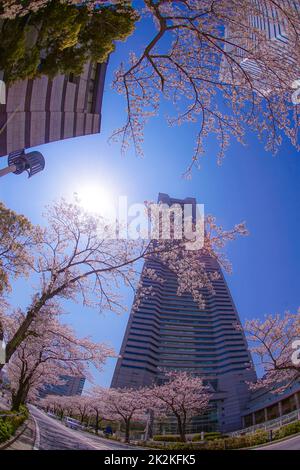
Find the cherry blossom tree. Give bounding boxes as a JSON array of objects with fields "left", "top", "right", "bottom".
[
  {"left": 110, "top": 0, "right": 300, "bottom": 173},
  {"left": 0, "top": 203, "right": 39, "bottom": 356},
  {"left": 70, "top": 396, "right": 93, "bottom": 425},
  {"left": 40, "top": 395, "right": 75, "bottom": 420},
  {"left": 0, "top": 198, "right": 247, "bottom": 372},
  {"left": 41, "top": 393, "right": 108, "bottom": 432},
  {"left": 5, "top": 306, "right": 113, "bottom": 411},
  {"left": 102, "top": 387, "right": 148, "bottom": 442},
  {"left": 147, "top": 371, "right": 211, "bottom": 442},
  {"left": 87, "top": 386, "right": 110, "bottom": 434},
  {"left": 243, "top": 310, "right": 300, "bottom": 393},
  {"left": 2, "top": 1, "right": 300, "bottom": 168}
]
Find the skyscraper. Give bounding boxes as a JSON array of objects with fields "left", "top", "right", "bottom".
[
  {"left": 111, "top": 193, "right": 256, "bottom": 433},
  {"left": 39, "top": 375, "right": 85, "bottom": 399},
  {"left": 219, "top": 0, "right": 300, "bottom": 91},
  {"left": 0, "top": 61, "right": 107, "bottom": 157}
]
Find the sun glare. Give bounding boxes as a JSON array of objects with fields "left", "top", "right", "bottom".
[{"left": 76, "top": 185, "right": 115, "bottom": 219}]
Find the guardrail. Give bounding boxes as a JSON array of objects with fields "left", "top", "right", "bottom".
[{"left": 230, "top": 409, "right": 300, "bottom": 436}]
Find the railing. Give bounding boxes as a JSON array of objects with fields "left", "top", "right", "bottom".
[
  {"left": 0, "top": 411, "right": 23, "bottom": 419},
  {"left": 230, "top": 409, "right": 300, "bottom": 436}
]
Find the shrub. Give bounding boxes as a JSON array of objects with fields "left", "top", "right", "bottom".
[
  {"left": 273, "top": 421, "right": 300, "bottom": 440},
  {"left": 0, "top": 405, "right": 28, "bottom": 443},
  {"left": 192, "top": 433, "right": 203, "bottom": 442},
  {"left": 192, "top": 432, "right": 222, "bottom": 442},
  {"left": 153, "top": 435, "right": 182, "bottom": 442},
  {"left": 0, "top": 419, "right": 13, "bottom": 443},
  {"left": 201, "top": 430, "right": 269, "bottom": 450},
  {"left": 206, "top": 432, "right": 222, "bottom": 441},
  {"left": 223, "top": 430, "right": 268, "bottom": 449},
  {"left": 247, "top": 430, "right": 269, "bottom": 447},
  {"left": 167, "top": 442, "right": 196, "bottom": 450},
  {"left": 9, "top": 414, "right": 25, "bottom": 433},
  {"left": 205, "top": 438, "right": 227, "bottom": 450},
  {"left": 151, "top": 421, "right": 300, "bottom": 450}
]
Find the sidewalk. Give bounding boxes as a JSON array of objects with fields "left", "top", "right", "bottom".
[{"left": 0, "top": 415, "right": 36, "bottom": 451}]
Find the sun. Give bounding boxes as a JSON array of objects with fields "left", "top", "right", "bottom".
[{"left": 76, "top": 185, "right": 115, "bottom": 219}]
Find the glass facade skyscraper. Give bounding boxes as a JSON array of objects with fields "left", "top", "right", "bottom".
[
  {"left": 39, "top": 375, "right": 85, "bottom": 398},
  {"left": 219, "top": 0, "right": 300, "bottom": 91},
  {"left": 111, "top": 194, "right": 256, "bottom": 433}
]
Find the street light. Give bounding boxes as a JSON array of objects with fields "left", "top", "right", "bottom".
[
  {"left": 0, "top": 339, "right": 5, "bottom": 365},
  {"left": 0, "top": 149, "right": 45, "bottom": 179},
  {"left": 0, "top": 79, "right": 5, "bottom": 105}
]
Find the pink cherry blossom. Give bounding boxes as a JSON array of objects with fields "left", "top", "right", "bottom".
[{"left": 243, "top": 309, "right": 300, "bottom": 393}]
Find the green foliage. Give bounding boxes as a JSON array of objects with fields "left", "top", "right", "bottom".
[
  {"left": 18, "top": 404, "right": 29, "bottom": 419},
  {"left": 153, "top": 431, "right": 223, "bottom": 443},
  {"left": 204, "top": 430, "right": 269, "bottom": 450},
  {"left": 0, "top": 405, "right": 28, "bottom": 443},
  {"left": 153, "top": 434, "right": 182, "bottom": 442},
  {"left": 0, "top": 1, "right": 137, "bottom": 83},
  {"left": 0, "top": 419, "right": 13, "bottom": 443},
  {"left": 0, "top": 202, "right": 34, "bottom": 295},
  {"left": 204, "top": 438, "right": 226, "bottom": 450},
  {"left": 79, "top": 6, "right": 136, "bottom": 63},
  {"left": 149, "top": 423, "right": 300, "bottom": 450},
  {"left": 192, "top": 431, "right": 222, "bottom": 441},
  {"left": 273, "top": 421, "right": 300, "bottom": 440},
  {"left": 167, "top": 442, "right": 197, "bottom": 450},
  {"left": 0, "top": 18, "right": 40, "bottom": 82}
]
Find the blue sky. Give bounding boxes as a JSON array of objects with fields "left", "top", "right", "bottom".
[{"left": 0, "top": 15, "right": 299, "bottom": 388}]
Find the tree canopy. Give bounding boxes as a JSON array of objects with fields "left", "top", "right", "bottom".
[
  {"left": 0, "top": 0, "right": 137, "bottom": 83},
  {"left": 1, "top": 1, "right": 299, "bottom": 166},
  {"left": 0, "top": 202, "right": 36, "bottom": 295}
]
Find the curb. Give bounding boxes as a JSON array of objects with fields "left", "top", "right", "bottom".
[
  {"left": 250, "top": 430, "right": 300, "bottom": 450},
  {"left": 31, "top": 413, "right": 40, "bottom": 450}
]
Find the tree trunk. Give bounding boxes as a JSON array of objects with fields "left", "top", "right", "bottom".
[
  {"left": 125, "top": 419, "right": 131, "bottom": 443},
  {"left": 11, "top": 384, "right": 28, "bottom": 411},
  {"left": 5, "top": 289, "right": 56, "bottom": 365},
  {"left": 0, "top": 321, "right": 5, "bottom": 371},
  {"left": 95, "top": 410, "right": 99, "bottom": 435},
  {"left": 177, "top": 417, "right": 186, "bottom": 442},
  {"left": 6, "top": 306, "right": 40, "bottom": 363}
]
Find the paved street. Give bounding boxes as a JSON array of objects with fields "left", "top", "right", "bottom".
[
  {"left": 29, "top": 405, "right": 139, "bottom": 451},
  {"left": 256, "top": 433, "right": 300, "bottom": 450}
]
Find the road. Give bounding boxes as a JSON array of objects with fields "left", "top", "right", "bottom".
[
  {"left": 29, "top": 405, "right": 139, "bottom": 451},
  {"left": 256, "top": 433, "right": 300, "bottom": 450},
  {"left": 18, "top": 403, "right": 300, "bottom": 451}
]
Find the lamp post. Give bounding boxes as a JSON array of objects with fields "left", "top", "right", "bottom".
[
  {"left": 0, "top": 78, "right": 5, "bottom": 105},
  {"left": 0, "top": 149, "right": 45, "bottom": 179}
]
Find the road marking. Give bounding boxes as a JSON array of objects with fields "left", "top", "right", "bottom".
[{"left": 31, "top": 413, "right": 40, "bottom": 451}]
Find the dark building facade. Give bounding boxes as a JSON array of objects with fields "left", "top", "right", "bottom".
[
  {"left": 40, "top": 375, "right": 85, "bottom": 398},
  {"left": 0, "top": 61, "right": 107, "bottom": 157},
  {"left": 111, "top": 193, "right": 256, "bottom": 433},
  {"left": 241, "top": 381, "right": 300, "bottom": 430}
]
